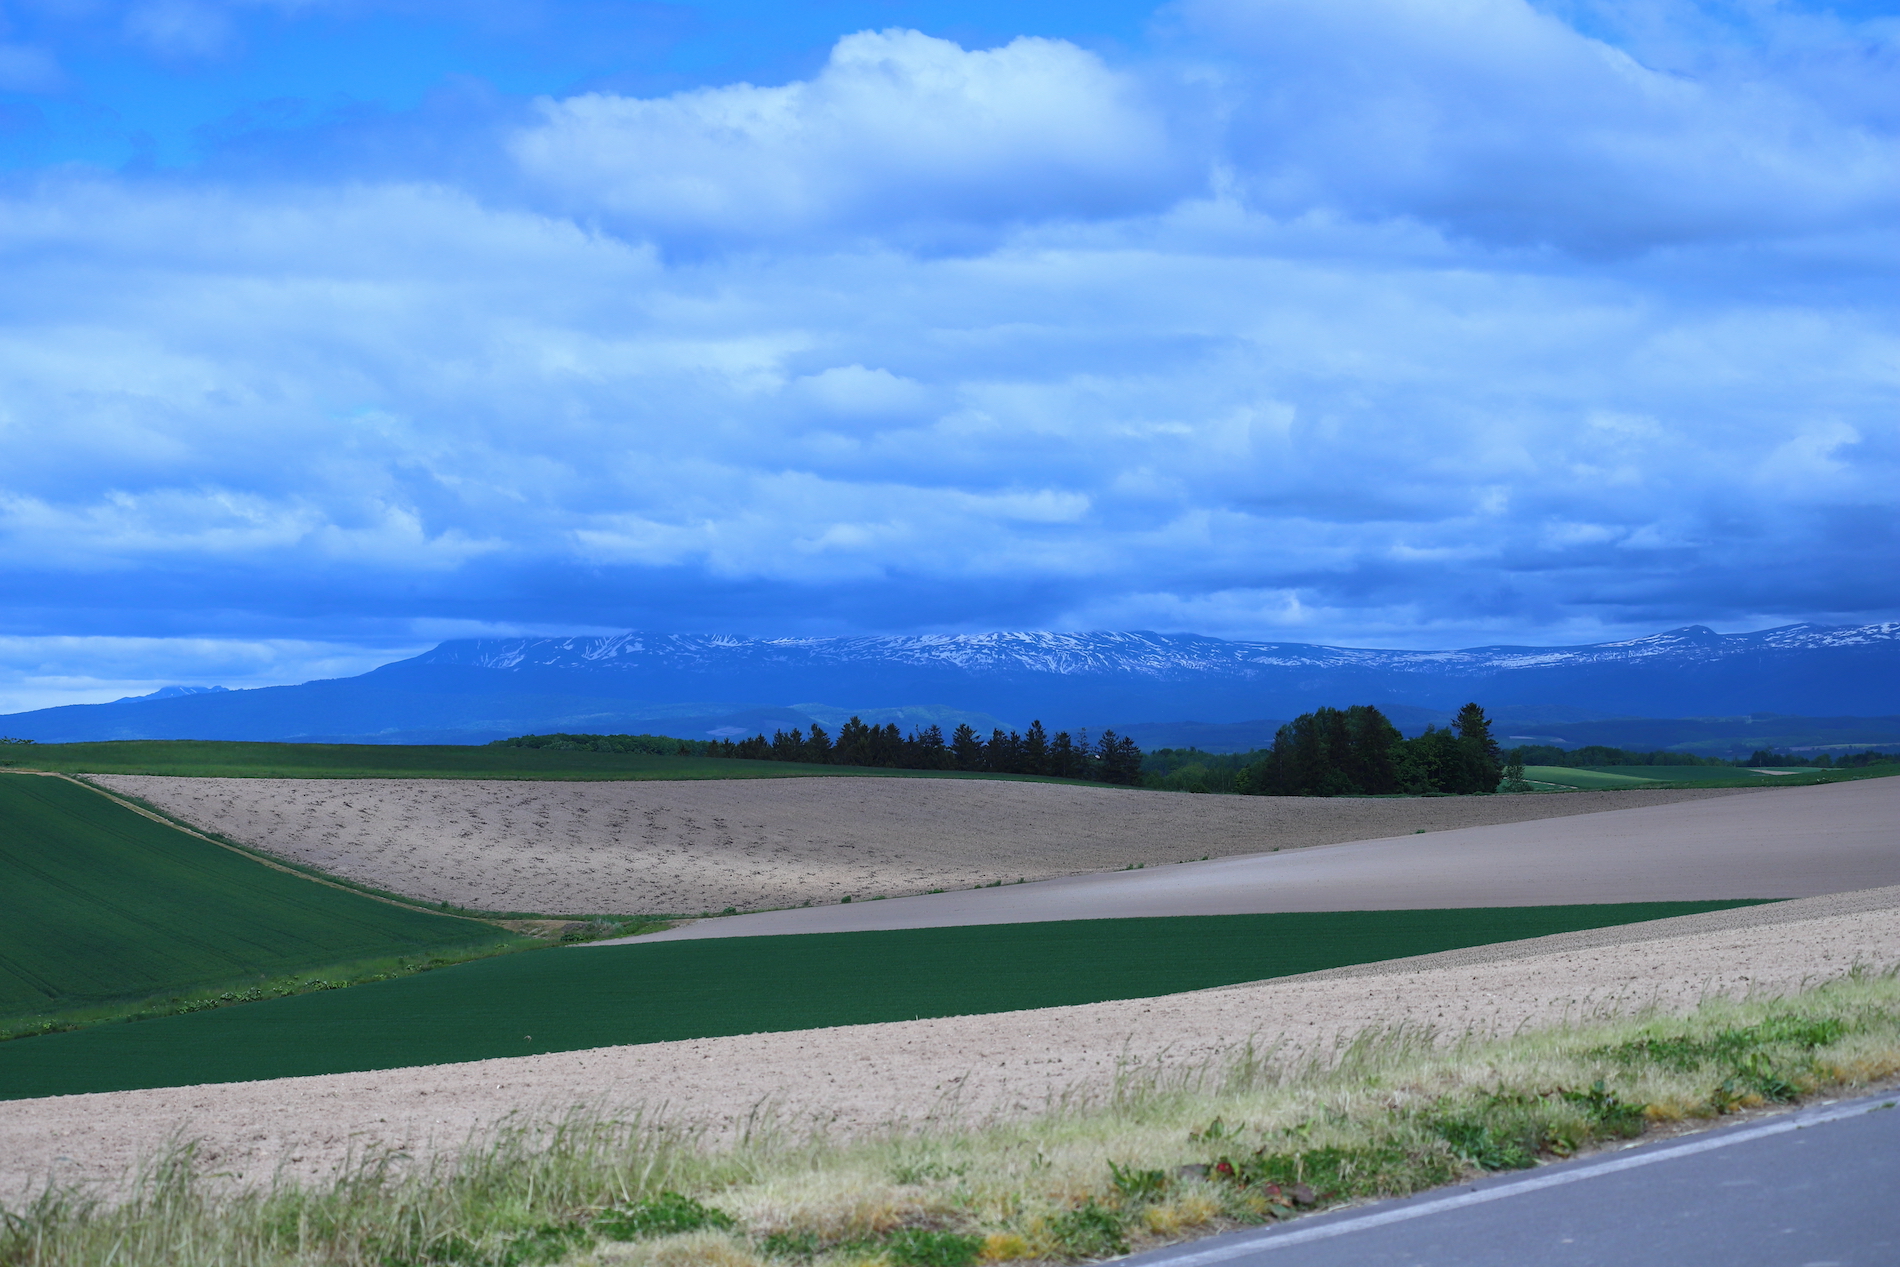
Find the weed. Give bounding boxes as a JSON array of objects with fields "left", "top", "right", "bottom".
[
  {"left": 1186, "top": 1117, "right": 1243, "bottom": 1143},
  {"left": 598, "top": 1192, "right": 737, "bottom": 1241},
  {"left": 891, "top": 1160, "right": 969, "bottom": 1185},
  {"left": 1044, "top": 1200, "right": 1127, "bottom": 1259},
  {"left": 1106, "top": 1161, "right": 1170, "bottom": 1203},
  {"left": 1429, "top": 1115, "right": 1536, "bottom": 1172},
  {"left": 1560, "top": 1080, "right": 1647, "bottom": 1136},
  {"left": 979, "top": 1231, "right": 1031, "bottom": 1261},
  {"left": 758, "top": 1230, "right": 823, "bottom": 1260},
  {"left": 1594, "top": 1013, "right": 1848, "bottom": 1073},
  {"left": 882, "top": 1228, "right": 984, "bottom": 1267},
  {"left": 1214, "top": 1143, "right": 1460, "bottom": 1203},
  {"left": 494, "top": 1220, "right": 594, "bottom": 1265}
]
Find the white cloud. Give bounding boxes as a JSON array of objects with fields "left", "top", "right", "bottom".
[
  {"left": 510, "top": 29, "right": 1194, "bottom": 245},
  {"left": 1183, "top": 0, "right": 1900, "bottom": 252},
  {"left": 0, "top": 16, "right": 1895, "bottom": 654},
  {"left": 790, "top": 365, "right": 932, "bottom": 419},
  {"left": 0, "top": 635, "right": 421, "bottom": 714}
]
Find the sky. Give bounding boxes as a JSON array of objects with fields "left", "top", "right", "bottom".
[{"left": 0, "top": 0, "right": 1897, "bottom": 711}]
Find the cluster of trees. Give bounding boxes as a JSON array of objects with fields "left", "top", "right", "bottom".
[
  {"left": 1232, "top": 703, "right": 1505, "bottom": 797},
  {"left": 1747, "top": 749, "right": 1897, "bottom": 768},
  {"left": 1514, "top": 744, "right": 1900, "bottom": 770},
  {"left": 494, "top": 732, "right": 697, "bottom": 756},
  {"left": 1139, "top": 747, "right": 1260, "bottom": 794},
  {"left": 713, "top": 718, "right": 1144, "bottom": 783},
  {"left": 495, "top": 720, "right": 1146, "bottom": 784}
]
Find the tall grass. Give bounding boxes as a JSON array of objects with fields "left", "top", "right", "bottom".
[{"left": 7, "top": 971, "right": 1899, "bottom": 1267}]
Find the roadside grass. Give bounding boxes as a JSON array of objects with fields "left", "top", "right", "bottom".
[
  {"left": 0, "top": 740, "right": 1092, "bottom": 785},
  {"left": 5, "top": 972, "right": 1897, "bottom": 1267}
]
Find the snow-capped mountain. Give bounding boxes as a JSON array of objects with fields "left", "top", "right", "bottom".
[
  {"left": 5, "top": 622, "right": 1896, "bottom": 744},
  {"left": 414, "top": 622, "right": 1900, "bottom": 683}
]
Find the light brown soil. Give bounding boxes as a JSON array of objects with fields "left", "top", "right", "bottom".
[
  {"left": 5, "top": 885, "right": 1898, "bottom": 1204},
  {"left": 620, "top": 774, "right": 1900, "bottom": 940},
  {"left": 89, "top": 775, "right": 1754, "bottom": 916}
]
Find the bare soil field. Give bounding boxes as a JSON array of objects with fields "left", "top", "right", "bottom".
[
  {"left": 90, "top": 775, "right": 1752, "bottom": 916},
  {"left": 626, "top": 774, "right": 1900, "bottom": 939},
  {"left": 5, "top": 885, "right": 1897, "bottom": 1203}
]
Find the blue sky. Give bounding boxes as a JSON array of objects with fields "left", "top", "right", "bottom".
[{"left": 1, "top": 0, "right": 1896, "bottom": 710}]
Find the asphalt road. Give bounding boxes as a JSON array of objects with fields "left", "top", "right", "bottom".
[{"left": 1122, "top": 1091, "right": 1900, "bottom": 1267}]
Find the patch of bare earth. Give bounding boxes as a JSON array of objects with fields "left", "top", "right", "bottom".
[
  {"left": 87, "top": 775, "right": 1752, "bottom": 915},
  {"left": 5, "top": 886, "right": 1897, "bottom": 1203}
]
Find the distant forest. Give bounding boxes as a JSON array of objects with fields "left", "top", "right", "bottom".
[
  {"left": 1243, "top": 703, "right": 1506, "bottom": 796},
  {"left": 494, "top": 719, "right": 1146, "bottom": 784},
  {"left": 493, "top": 718, "right": 1898, "bottom": 796},
  {"left": 1141, "top": 723, "right": 1900, "bottom": 795},
  {"left": 1140, "top": 703, "right": 1501, "bottom": 796},
  {"left": 1491, "top": 744, "right": 1896, "bottom": 770}
]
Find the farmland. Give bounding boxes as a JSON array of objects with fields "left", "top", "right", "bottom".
[
  {"left": 0, "top": 900, "right": 1761, "bottom": 1100},
  {"left": 0, "top": 773, "right": 522, "bottom": 1029},
  {"left": 93, "top": 774, "right": 1755, "bottom": 917},
  {"left": 1521, "top": 763, "right": 1888, "bottom": 790}
]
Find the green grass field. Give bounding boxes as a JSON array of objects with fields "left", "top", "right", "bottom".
[
  {"left": 0, "top": 773, "right": 521, "bottom": 1023},
  {"left": 1522, "top": 763, "right": 1895, "bottom": 790},
  {"left": 0, "top": 739, "right": 1087, "bottom": 784},
  {"left": 0, "top": 900, "right": 1766, "bottom": 1100}
]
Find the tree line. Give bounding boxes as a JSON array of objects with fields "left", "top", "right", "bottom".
[
  {"left": 1231, "top": 703, "right": 1505, "bottom": 796},
  {"left": 494, "top": 719, "right": 1146, "bottom": 784},
  {"left": 1746, "top": 749, "right": 1896, "bottom": 769}
]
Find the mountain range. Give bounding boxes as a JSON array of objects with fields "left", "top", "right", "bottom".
[{"left": 3, "top": 621, "right": 1897, "bottom": 754}]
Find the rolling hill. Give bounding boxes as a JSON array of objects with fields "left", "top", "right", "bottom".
[{"left": 0, "top": 773, "right": 520, "bottom": 1027}]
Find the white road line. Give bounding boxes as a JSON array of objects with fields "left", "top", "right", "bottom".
[{"left": 1145, "top": 1097, "right": 1894, "bottom": 1264}]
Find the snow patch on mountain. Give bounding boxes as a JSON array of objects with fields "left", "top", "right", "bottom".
[{"left": 414, "top": 622, "right": 1900, "bottom": 681}]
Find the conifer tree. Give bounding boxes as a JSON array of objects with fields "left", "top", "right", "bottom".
[
  {"left": 1095, "top": 729, "right": 1144, "bottom": 784},
  {"left": 913, "top": 723, "right": 952, "bottom": 769},
  {"left": 1452, "top": 702, "right": 1503, "bottom": 793},
  {"left": 988, "top": 727, "right": 1019, "bottom": 773},
  {"left": 1023, "top": 720, "right": 1050, "bottom": 776},
  {"left": 950, "top": 723, "right": 985, "bottom": 770},
  {"left": 1048, "top": 730, "right": 1080, "bottom": 779},
  {"left": 835, "top": 716, "right": 874, "bottom": 767},
  {"left": 806, "top": 722, "right": 833, "bottom": 763},
  {"left": 872, "top": 722, "right": 903, "bottom": 766}
]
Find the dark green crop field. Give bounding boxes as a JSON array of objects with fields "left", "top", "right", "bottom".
[
  {"left": 0, "top": 739, "right": 1083, "bottom": 784},
  {"left": 1524, "top": 764, "right": 1896, "bottom": 790},
  {"left": 0, "top": 900, "right": 1766, "bottom": 1100},
  {"left": 0, "top": 774, "right": 518, "bottom": 1021}
]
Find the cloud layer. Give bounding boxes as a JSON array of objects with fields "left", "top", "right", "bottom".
[{"left": 1, "top": 0, "right": 1897, "bottom": 704}]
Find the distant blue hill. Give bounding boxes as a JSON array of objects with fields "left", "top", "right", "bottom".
[{"left": 2, "top": 622, "right": 1896, "bottom": 747}]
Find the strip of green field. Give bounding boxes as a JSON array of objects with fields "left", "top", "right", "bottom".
[
  {"left": 0, "top": 774, "right": 520, "bottom": 1022},
  {"left": 1521, "top": 764, "right": 1889, "bottom": 790},
  {"left": 1522, "top": 765, "right": 1675, "bottom": 789},
  {"left": 0, "top": 739, "right": 1084, "bottom": 783},
  {"left": 0, "top": 900, "right": 1767, "bottom": 1101}
]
